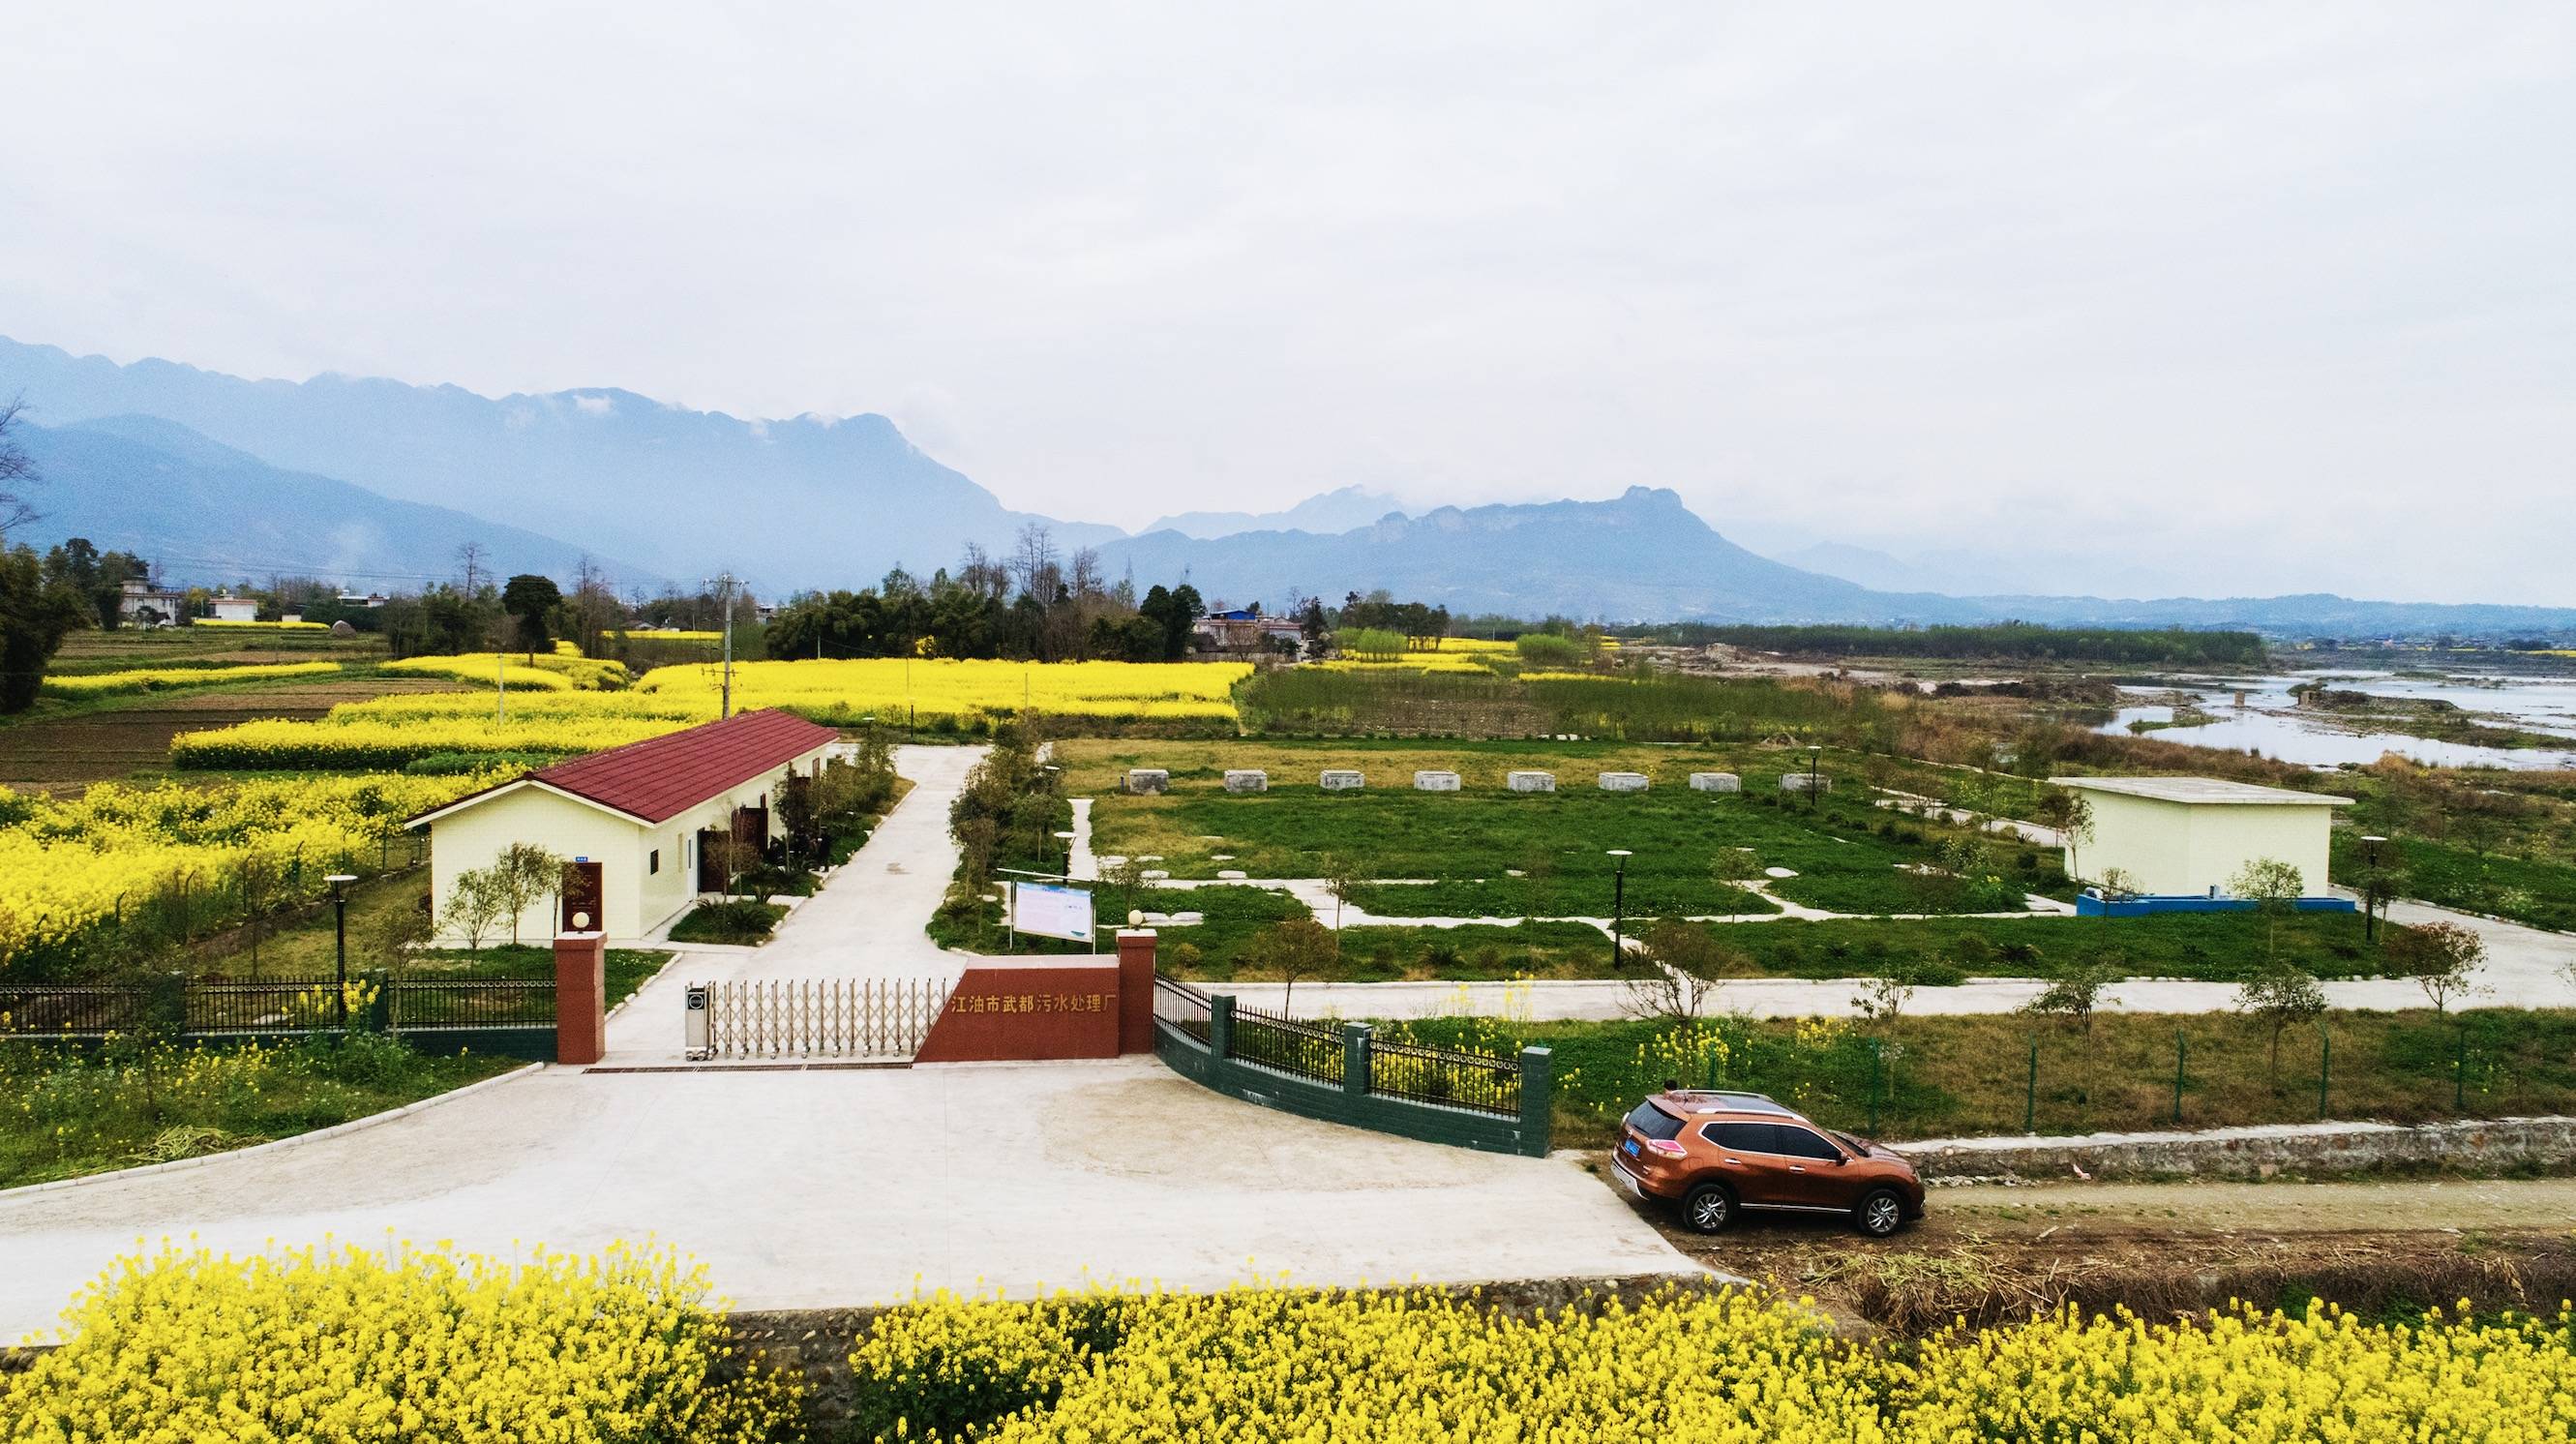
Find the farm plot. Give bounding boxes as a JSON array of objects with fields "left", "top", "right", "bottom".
[{"left": 1065, "top": 738, "right": 2054, "bottom": 920}]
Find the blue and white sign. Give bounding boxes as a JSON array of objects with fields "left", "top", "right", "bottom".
[{"left": 1010, "top": 881, "right": 1096, "bottom": 944}]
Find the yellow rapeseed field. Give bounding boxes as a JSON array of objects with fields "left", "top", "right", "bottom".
[
  {"left": 637, "top": 657, "right": 1251, "bottom": 727},
  {"left": 188, "top": 617, "right": 329, "bottom": 632},
  {"left": 842, "top": 1281, "right": 2576, "bottom": 1443},
  {"left": 38, "top": 661, "right": 344, "bottom": 698},
  {"left": 0, "top": 1241, "right": 801, "bottom": 1443},
  {"left": 0, "top": 772, "right": 504, "bottom": 971},
  {"left": 380, "top": 651, "right": 635, "bottom": 690}
]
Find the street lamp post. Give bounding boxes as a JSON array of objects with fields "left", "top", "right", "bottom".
[
  {"left": 2360, "top": 834, "right": 2387, "bottom": 943},
  {"left": 1807, "top": 746, "right": 1823, "bottom": 811},
  {"left": 326, "top": 873, "right": 359, "bottom": 1028},
  {"left": 1606, "top": 850, "right": 1633, "bottom": 969},
  {"left": 1055, "top": 829, "right": 1079, "bottom": 882}
]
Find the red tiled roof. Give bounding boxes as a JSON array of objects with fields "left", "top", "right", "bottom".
[{"left": 524, "top": 708, "right": 840, "bottom": 823}]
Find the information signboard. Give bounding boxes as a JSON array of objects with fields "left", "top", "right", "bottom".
[{"left": 1010, "top": 881, "right": 1096, "bottom": 944}]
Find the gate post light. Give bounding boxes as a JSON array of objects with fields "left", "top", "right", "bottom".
[
  {"left": 326, "top": 873, "right": 360, "bottom": 1027},
  {"left": 1606, "top": 850, "right": 1633, "bottom": 969}
]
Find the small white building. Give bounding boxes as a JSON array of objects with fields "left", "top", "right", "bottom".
[
  {"left": 115, "top": 578, "right": 188, "bottom": 627},
  {"left": 2051, "top": 776, "right": 2351, "bottom": 897},
  {"left": 407, "top": 708, "right": 841, "bottom": 944},
  {"left": 207, "top": 595, "right": 259, "bottom": 622}
]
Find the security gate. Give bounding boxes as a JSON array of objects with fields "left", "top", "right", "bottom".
[{"left": 685, "top": 977, "right": 950, "bottom": 1061}]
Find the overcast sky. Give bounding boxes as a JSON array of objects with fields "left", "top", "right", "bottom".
[{"left": 4, "top": 3, "right": 2569, "bottom": 603}]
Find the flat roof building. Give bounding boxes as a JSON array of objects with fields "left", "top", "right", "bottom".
[{"left": 2051, "top": 775, "right": 2351, "bottom": 898}]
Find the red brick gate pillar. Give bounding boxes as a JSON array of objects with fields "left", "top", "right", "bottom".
[
  {"left": 1116, "top": 928, "right": 1156, "bottom": 1055},
  {"left": 554, "top": 929, "right": 607, "bottom": 1066}
]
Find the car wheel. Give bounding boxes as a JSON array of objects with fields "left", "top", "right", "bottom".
[
  {"left": 1680, "top": 1183, "right": 1735, "bottom": 1234},
  {"left": 1855, "top": 1188, "right": 1906, "bottom": 1238}
]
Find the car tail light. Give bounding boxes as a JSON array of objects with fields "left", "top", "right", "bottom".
[{"left": 1645, "top": 1139, "right": 1687, "bottom": 1158}]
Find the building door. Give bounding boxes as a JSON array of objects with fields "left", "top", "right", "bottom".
[{"left": 696, "top": 827, "right": 729, "bottom": 892}]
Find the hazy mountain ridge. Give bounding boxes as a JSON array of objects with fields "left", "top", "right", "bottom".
[
  {"left": 1140, "top": 484, "right": 1406, "bottom": 540},
  {"left": 0, "top": 337, "right": 1118, "bottom": 594},
  {"left": 13, "top": 415, "right": 660, "bottom": 588}
]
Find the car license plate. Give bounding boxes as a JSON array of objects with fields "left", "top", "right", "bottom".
[
  {"left": 1616, "top": 1163, "right": 1643, "bottom": 1197},
  {"left": 1623, "top": 1139, "right": 1639, "bottom": 1158}
]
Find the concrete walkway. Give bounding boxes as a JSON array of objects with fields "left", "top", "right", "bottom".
[{"left": 0, "top": 1057, "right": 1689, "bottom": 1345}]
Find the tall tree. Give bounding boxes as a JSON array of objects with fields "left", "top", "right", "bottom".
[
  {"left": 0, "top": 406, "right": 89, "bottom": 711},
  {"left": 0, "top": 398, "right": 34, "bottom": 542},
  {"left": 500, "top": 574, "right": 562, "bottom": 659}
]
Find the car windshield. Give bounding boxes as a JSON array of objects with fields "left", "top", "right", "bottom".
[
  {"left": 1624, "top": 1101, "right": 1685, "bottom": 1141},
  {"left": 1831, "top": 1130, "right": 1869, "bottom": 1153}
]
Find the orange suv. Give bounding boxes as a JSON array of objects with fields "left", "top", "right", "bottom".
[{"left": 1609, "top": 1089, "right": 1924, "bottom": 1237}]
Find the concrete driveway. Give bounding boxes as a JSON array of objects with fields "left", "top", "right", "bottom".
[{"left": 0, "top": 1058, "right": 1689, "bottom": 1344}]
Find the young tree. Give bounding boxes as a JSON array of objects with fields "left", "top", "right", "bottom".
[
  {"left": 1318, "top": 853, "right": 1358, "bottom": 950},
  {"left": 2228, "top": 857, "right": 2307, "bottom": 969},
  {"left": 1621, "top": 920, "right": 1747, "bottom": 1023},
  {"left": 490, "top": 842, "right": 567, "bottom": 945},
  {"left": 441, "top": 867, "right": 507, "bottom": 948},
  {"left": 2386, "top": 920, "right": 2489, "bottom": 1015},
  {"left": 2037, "top": 790, "right": 2094, "bottom": 883},
  {"left": 1852, "top": 961, "right": 1920, "bottom": 1025},
  {"left": 2233, "top": 961, "right": 2326, "bottom": 1083},
  {"left": 2022, "top": 953, "right": 2122, "bottom": 1036},
  {"left": 1245, "top": 917, "right": 1336, "bottom": 1012}
]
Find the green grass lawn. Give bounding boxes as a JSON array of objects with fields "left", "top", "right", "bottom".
[
  {"left": 666, "top": 900, "right": 787, "bottom": 946},
  {"left": 2338, "top": 833, "right": 2576, "bottom": 934},
  {"left": 0, "top": 1033, "right": 521, "bottom": 1188},
  {"left": 1065, "top": 738, "right": 2063, "bottom": 919},
  {"left": 1697, "top": 910, "right": 2411, "bottom": 981},
  {"left": 1381, "top": 1007, "right": 2576, "bottom": 1147}
]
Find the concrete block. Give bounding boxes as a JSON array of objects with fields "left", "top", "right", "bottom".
[
  {"left": 1413, "top": 770, "right": 1461, "bottom": 792},
  {"left": 1216, "top": 869, "right": 1248, "bottom": 881},
  {"left": 1689, "top": 771, "right": 1741, "bottom": 793},
  {"left": 1222, "top": 769, "right": 1268, "bottom": 794},
  {"left": 1780, "top": 772, "right": 1830, "bottom": 794},
  {"left": 1597, "top": 771, "right": 1650, "bottom": 793},
  {"left": 1125, "top": 768, "right": 1170, "bottom": 795},
  {"left": 1320, "top": 769, "right": 1365, "bottom": 791},
  {"left": 1506, "top": 770, "right": 1556, "bottom": 793}
]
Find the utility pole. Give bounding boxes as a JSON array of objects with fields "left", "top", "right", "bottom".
[
  {"left": 495, "top": 641, "right": 507, "bottom": 723},
  {"left": 712, "top": 571, "right": 737, "bottom": 718}
]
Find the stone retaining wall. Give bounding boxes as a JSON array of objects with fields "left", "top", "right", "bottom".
[{"left": 1897, "top": 1115, "right": 2576, "bottom": 1183}]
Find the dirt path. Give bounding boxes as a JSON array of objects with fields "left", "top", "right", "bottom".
[{"left": 1614, "top": 1171, "right": 2576, "bottom": 1333}]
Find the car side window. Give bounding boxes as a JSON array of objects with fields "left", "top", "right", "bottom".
[
  {"left": 1705, "top": 1122, "right": 1770, "bottom": 1153},
  {"left": 1772, "top": 1126, "right": 1843, "bottom": 1161}
]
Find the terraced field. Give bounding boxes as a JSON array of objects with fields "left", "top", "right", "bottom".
[{"left": 0, "top": 677, "right": 460, "bottom": 795}]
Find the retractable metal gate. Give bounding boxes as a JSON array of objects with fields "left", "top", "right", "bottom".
[{"left": 685, "top": 977, "right": 950, "bottom": 1061}]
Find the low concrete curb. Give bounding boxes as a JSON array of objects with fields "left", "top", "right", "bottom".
[
  {"left": 1896, "top": 1114, "right": 2576, "bottom": 1183},
  {"left": 0, "top": 1062, "right": 546, "bottom": 1201}
]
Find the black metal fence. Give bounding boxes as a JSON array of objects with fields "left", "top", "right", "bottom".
[
  {"left": 392, "top": 979, "right": 555, "bottom": 1030},
  {"left": 1368, "top": 1035, "right": 1523, "bottom": 1117},
  {"left": 1151, "top": 975, "right": 1212, "bottom": 1042},
  {"left": 1228, "top": 1000, "right": 1344, "bottom": 1087},
  {"left": 0, "top": 974, "right": 554, "bottom": 1042}
]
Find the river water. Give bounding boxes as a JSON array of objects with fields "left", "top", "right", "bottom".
[{"left": 2096, "top": 667, "right": 2576, "bottom": 770}]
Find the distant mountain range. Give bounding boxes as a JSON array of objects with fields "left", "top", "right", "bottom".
[
  {"left": 10, "top": 415, "right": 662, "bottom": 589},
  {"left": 5, "top": 336, "right": 2570, "bottom": 637},
  {"left": 1140, "top": 485, "right": 1406, "bottom": 540},
  {"left": 0, "top": 337, "right": 1112, "bottom": 594}
]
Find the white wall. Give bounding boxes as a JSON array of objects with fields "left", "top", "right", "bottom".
[{"left": 2066, "top": 792, "right": 2337, "bottom": 896}]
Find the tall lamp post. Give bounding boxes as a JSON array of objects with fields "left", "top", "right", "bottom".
[
  {"left": 2360, "top": 834, "right": 2387, "bottom": 943},
  {"left": 326, "top": 873, "right": 359, "bottom": 1028},
  {"left": 1606, "top": 849, "right": 1633, "bottom": 969},
  {"left": 1055, "top": 829, "right": 1079, "bottom": 882}
]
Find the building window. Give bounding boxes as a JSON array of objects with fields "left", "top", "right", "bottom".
[{"left": 649, "top": 849, "right": 661, "bottom": 876}]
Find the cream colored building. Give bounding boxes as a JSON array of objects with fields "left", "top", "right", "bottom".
[
  {"left": 2052, "top": 776, "right": 2351, "bottom": 897},
  {"left": 408, "top": 709, "right": 840, "bottom": 944}
]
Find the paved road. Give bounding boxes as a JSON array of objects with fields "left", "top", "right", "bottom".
[{"left": 0, "top": 1058, "right": 1690, "bottom": 1345}]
